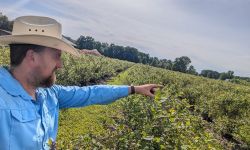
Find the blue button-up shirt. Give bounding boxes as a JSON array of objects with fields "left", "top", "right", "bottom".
[{"left": 0, "top": 66, "right": 129, "bottom": 150}]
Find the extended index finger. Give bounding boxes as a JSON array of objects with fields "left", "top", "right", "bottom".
[{"left": 151, "top": 84, "right": 164, "bottom": 89}]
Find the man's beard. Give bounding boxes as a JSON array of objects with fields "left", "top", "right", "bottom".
[
  {"left": 33, "top": 68, "right": 57, "bottom": 88},
  {"left": 39, "top": 71, "right": 56, "bottom": 88}
]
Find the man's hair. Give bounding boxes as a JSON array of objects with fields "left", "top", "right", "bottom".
[{"left": 10, "top": 44, "right": 45, "bottom": 67}]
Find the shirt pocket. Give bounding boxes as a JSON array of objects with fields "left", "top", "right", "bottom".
[
  {"left": 11, "top": 109, "right": 38, "bottom": 122},
  {"left": 10, "top": 109, "right": 41, "bottom": 149}
]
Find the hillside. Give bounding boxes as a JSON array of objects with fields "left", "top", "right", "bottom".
[{"left": 1, "top": 47, "right": 250, "bottom": 149}]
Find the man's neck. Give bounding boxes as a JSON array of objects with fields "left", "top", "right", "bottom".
[{"left": 10, "top": 66, "right": 37, "bottom": 100}]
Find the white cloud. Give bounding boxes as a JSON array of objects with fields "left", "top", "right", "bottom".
[
  {"left": 1, "top": 0, "right": 249, "bottom": 76},
  {"left": 1, "top": 0, "right": 31, "bottom": 15}
]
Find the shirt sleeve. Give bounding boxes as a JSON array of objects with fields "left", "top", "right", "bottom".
[{"left": 52, "top": 85, "right": 130, "bottom": 109}]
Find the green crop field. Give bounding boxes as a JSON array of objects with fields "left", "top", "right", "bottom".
[{"left": 1, "top": 47, "right": 249, "bottom": 149}]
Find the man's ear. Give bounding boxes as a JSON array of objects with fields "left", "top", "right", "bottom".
[{"left": 25, "top": 49, "right": 36, "bottom": 64}]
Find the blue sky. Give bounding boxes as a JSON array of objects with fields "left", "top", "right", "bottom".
[{"left": 1, "top": 0, "right": 250, "bottom": 77}]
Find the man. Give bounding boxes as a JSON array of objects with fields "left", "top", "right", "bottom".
[{"left": 0, "top": 16, "right": 161, "bottom": 150}]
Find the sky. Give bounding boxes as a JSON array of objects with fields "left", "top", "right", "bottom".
[{"left": 1, "top": 0, "right": 250, "bottom": 77}]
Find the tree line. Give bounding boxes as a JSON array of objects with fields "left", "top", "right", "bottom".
[
  {"left": 72, "top": 35, "right": 246, "bottom": 81},
  {"left": 1, "top": 13, "right": 249, "bottom": 81},
  {"left": 73, "top": 35, "right": 198, "bottom": 75}
]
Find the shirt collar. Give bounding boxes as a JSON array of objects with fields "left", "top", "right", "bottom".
[{"left": 0, "top": 66, "right": 33, "bottom": 100}]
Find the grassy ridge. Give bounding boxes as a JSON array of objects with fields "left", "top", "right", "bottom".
[{"left": 56, "top": 53, "right": 134, "bottom": 86}]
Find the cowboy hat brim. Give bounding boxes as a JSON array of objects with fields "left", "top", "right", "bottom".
[{"left": 0, "top": 34, "right": 80, "bottom": 57}]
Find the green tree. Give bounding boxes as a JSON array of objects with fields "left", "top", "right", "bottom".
[
  {"left": 219, "top": 72, "right": 228, "bottom": 80},
  {"left": 219, "top": 71, "right": 234, "bottom": 80},
  {"left": 187, "top": 65, "right": 198, "bottom": 75},
  {"left": 227, "top": 70, "right": 234, "bottom": 79},
  {"left": 0, "top": 13, "right": 13, "bottom": 31},
  {"left": 172, "top": 56, "right": 191, "bottom": 73},
  {"left": 76, "top": 36, "right": 95, "bottom": 50},
  {"left": 200, "top": 70, "right": 220, "bottom": 79}
]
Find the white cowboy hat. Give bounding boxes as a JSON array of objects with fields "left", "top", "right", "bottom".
[{"left": 0, "top": 16, "right": 80, "bottom": 57}]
